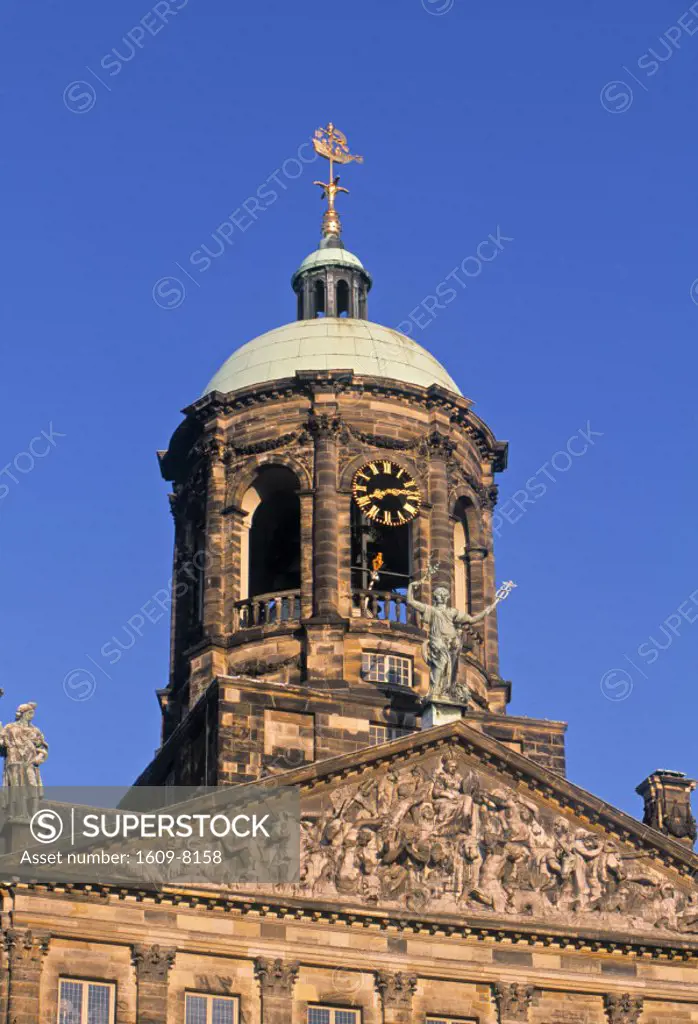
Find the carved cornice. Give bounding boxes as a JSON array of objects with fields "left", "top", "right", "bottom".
[
  {"left": 4, "top": 928, "right": 50, "bottom": 965},
  {"left": 186, "top": 377, "right": 506, "bottom": 468},
  {"left": 253, "top": 956, "right": 300, "bottom": 996},
  {"left": 132, "top": 943, "right": 176, "bottom": 981},
  {"left": 493, "top": 981, "right": 535, "bottom": 1021},
  {"left": 225, "top": 430, "right": 304, "bottom": 458},
  {"left": 603, "top": 993, "right": 643, "bottom": 1024},
  {"left": 374, "top": 969, "right": 418, "bottom": 1008}
]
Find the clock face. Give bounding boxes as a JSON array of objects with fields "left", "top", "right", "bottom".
[{"left": 352, "top": 460, "right": 422, "bottom": 527}]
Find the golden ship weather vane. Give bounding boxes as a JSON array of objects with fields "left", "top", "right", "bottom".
[{"left": 312, "top": 122, "right": 363, "bottom": 241}]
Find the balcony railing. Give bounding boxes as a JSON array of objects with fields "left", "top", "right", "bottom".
[
  {"left": 351, "top": 589, "right": 418, "bottom": 625},
  {"left": 351, "top": 589, "right": 484, "bottom": 651},
  {"left": 234, "top": 589, "right": 301, "bottom": 631}
]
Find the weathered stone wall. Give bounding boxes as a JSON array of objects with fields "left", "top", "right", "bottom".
[{"left": 5, "top": 887, "right": 698, "bottom": 1023}]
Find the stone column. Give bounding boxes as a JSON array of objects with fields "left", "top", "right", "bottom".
[
  {"left": 298, "top": 489, "right": 314, "bottom": 620},
  {"left": 304, "top": 409, "right": 346, "bottom": 682},
  {"left": 375, "top": 970, "right": 418, "bottom": 1024},
  {"left": 132, "top": 943, "right": 176, "bottom": 1023},
  {"left": 4, "top": 928, "right": 50, "bottom": 1024},
  {"left": 201, "top": 435, "right": 227, "bottom": 639},
  {"left": 427, "top": 437, "right": 453, "bottom": 596},
  {"left": 254, "top": 956, "right": 299, "bottom": 1023},
  {"left": 493, "top": 982, "right": 535, "bottom": 1023},
  {"left": 603, "top": 994, "right": 643, "bottom": 1023},
  {"left": 308, "top": 411, "right": 341, "bottom": 619},
  {"left": 480, "top": 499, "right": 500, "bottom": 675}
]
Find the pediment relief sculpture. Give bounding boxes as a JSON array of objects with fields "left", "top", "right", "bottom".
[{"left": 289, "top": 746, "right": 698, "bottom": 935}]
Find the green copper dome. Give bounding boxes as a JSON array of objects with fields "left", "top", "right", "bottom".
[
  {"left": 203, "top": 318, "right": 461, "bottom": 397},
  {"left": 292, "top": 246, "right": 369, "bottom": 284}
]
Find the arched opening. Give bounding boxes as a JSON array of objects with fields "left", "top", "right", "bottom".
[
  {"left": 336, "top": 279, "right": 350, "bottom": 317},
  {"left": 238, "top": 466, "right": 301, "bottom": 626},
  {"left": 314, "top": 279, "right": 326, "bottom": 318},
  {"left": 453, "top": 497, "right": 472, "bottom": 612},
  {"left": 351, "top": 501, "right": 412, "bottom": 622}
]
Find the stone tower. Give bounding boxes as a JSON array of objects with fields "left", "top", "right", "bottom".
[{"left": 137, "top": 196, "right": 569, "bottom": 790}]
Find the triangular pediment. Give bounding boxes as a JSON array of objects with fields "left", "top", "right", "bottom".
[{"left": 249, "top": 720, "right": 698, "bottom": 942}]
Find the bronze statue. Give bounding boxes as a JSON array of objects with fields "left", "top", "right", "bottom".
[{"left": 407, "top": 567, "right": 515, "bottom": 703}]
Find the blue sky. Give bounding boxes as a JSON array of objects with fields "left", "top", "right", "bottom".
[{"left": 2, "top": 0, "right": 698, "bottom": 819}]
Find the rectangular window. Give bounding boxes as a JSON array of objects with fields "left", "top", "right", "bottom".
[
  {"left": 185, "top": 994, "right": 238, "bottom": 1024},
  {"left": 308, "top": 1009, "right": 359, "bottom": 1024},
  {"left": 426, "top": 1018, "right": 477, "bottom": 1024},
  {"left": 369, "top": 723, "right": 414, "bottom": 746},
  {"left": 58, "top": 980, "right": 115, "bottom": 1024},
  {"left": 362, "top": 652, "right": 412, "bottom": 688}
]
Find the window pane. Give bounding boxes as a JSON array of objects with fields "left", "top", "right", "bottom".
[
  {"left": 87, "top": 984, "right": 111, "bottom": 1024},
  {"left": 335, "top": 1013, "right": 358, "bottom": 1024},
  {"left": 59, "top": 981, "right": 83, "bottom": 1024},
  {"left": 185, "top": 995, "right": 208, "bottom": 1024},
  {"left": 307, "top": 1010, "right": 331, "bottom": 1024},
  {"left": 212, "top": 998, "right": 235, "bottom": 1024}
]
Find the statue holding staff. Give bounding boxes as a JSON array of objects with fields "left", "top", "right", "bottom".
[{"left": 407, "top": 562, "right": 516, "bottom": 703}]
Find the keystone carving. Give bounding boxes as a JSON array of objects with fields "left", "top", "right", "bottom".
[
  {"left": 493, "top": 981, "right": 535, "bottom": 1021},
  {"left": 603, "top": 993, "right": 643, "bottom": 1024},
  {"left": 253, "top": 956, "right": 300, "bottom": 996}
]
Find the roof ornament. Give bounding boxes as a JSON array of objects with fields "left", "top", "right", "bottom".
[{"left": 312, "top": 122, "right": 363, "bottom": 244}]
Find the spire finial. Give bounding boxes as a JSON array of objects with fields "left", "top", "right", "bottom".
[{"left": 312, "top": 123, "right": 363, "bottom": 244}]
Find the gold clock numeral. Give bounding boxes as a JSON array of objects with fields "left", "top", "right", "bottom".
[{"left": 352, "top": 460, "right": 422, "bottom": 527}]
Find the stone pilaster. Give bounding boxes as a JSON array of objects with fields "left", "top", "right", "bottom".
[
  {"left": 299, "top": 489, "right": 314, "bottom": 620},
  {"left": 201, "top": 435, "right": 227, "bottom": 638},
  {"left": 132, "top": 943, "right": 176, "bottom": 1023},
  {"left": 308, "top": 411, "right": 341, "bottom": 619},
  {"left": 427, "top": 437, "right": 453, "bottom": 595},
  {"left": 603, "top": 993, "right": 644, "bottom": 1024},
  {"left": 4, "top": 928, "right": 50, "bottom": 1024},
  {"left": 375, "top": 969, "right": 418, "bottom": 1024},
  {"left": 254, "top": 956, "right": 299, "bottom": 1024},
  {"left": 493, "top": 981, "right": 535, "bottom": 1023}
]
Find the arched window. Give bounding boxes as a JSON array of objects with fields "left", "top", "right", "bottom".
[
  {"left": 350, "top": 500, "right": 412, "bottom": 621},
  {"left": 240, "top": 466, "right": 301, "bottom": 600},
  {"left": 314, "top": 279, "right": 326, "bottom": 318},
  {"left": 453, "top": 497, "right": 472, "bottom": 612},
  {"left": 336, "top": 279, "right": 350, "bottom": 317}
]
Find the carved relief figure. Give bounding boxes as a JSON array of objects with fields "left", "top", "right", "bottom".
[{"left": 288, "top": 749, "right": 695, "bottom": 933}]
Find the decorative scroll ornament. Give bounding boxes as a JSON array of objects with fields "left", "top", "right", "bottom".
[
  {"left": 4, "top": 928, "right": 50, "bottom": 965},
  {"left": 375, "top": 970, "right": 418, "bottom": 1009},
  {"left": 493, "top": 981, "right": 535, "bottom": 1021},
  {"left": 603, "top": 993, "right": 643, "bottom": 1024},
  {"left": 131, "top": 944, "right": 176, "bottom": 981},
  {"left": 253, "top": 956, "right": 300, "bottom": 996}
]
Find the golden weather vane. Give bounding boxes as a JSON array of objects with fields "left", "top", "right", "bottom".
[{"left": 312, "top": 122, "right": 363, "bottom": 240}]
